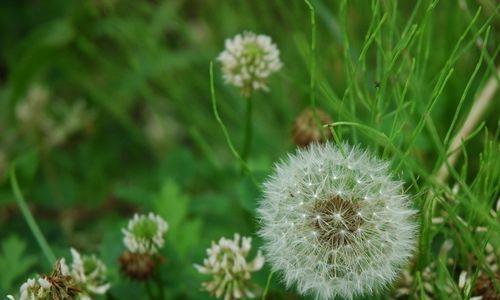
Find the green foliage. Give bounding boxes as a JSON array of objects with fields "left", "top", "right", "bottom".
[
  {"left": 0, "top": 0, "right": 498, "bottom": 299},
  {"left": 154, "top": 180, "right": 201, "bottom": 259},
  {"left": 0, "top": 235, "right": 37, "bottom": 295}
]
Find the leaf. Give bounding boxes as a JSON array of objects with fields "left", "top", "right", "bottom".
[
  {"left": 0, "top": 235, "right": 37, "bottom": 294},
  {"left": 13, "top": 150, "right": 38, "bottom": 183},
  {"left": 154, "top": 180, "right": 188, "bottom": 232},
  {"left": 237, "top": 176, "right": 260, "bottom": 213},
  {"left": 153, "top": 180, "right": 200, "bottom": 260}
]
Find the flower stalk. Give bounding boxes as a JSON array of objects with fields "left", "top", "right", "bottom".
[{"left": 241, "top": 94, "right": 253, "bottom": 162}]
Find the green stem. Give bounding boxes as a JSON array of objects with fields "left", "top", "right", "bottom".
[
  {"left": 155, "top": 272, "right": 165, "bottom": 300},
  {"left": 9, "top": 166, "right": 56, "bottom": 265},
  {"left": 261, "top": 271, "right": 274, "bottom": 300},
  {"left": 145, "top": 281, "right": 156, "bottom": 300},
  {"left": 241, "top": 96, "right": 253, "bottom": 162},
  {"left": 304, "top": 0, "right": 327, "bottom": 141},
  {"left": 209, "top": 61, "right": 259, "bottom": 187}
]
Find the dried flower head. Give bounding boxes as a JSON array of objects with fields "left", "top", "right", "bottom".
[
  {"left": 258, "top": 143, "right": 417, "bottom": 299},
  {"left": 292, "top": 108, "right": 333, "bottom": 147},
  {"left": 194, "top": 234, "right": 265, "bottom": 300},
  {"left": 68, "top": 248, "right": 110, "bottom": 299},
  {"left": 218, "top": 31, "right": 282, "bottom": 96},
  {"left": 119, "top": 251, "right": 157, "bottom": 281},
  {"left": 122, "top": 213, "right": 168, "bottom": 254},
  {"left": 44, "top": 260, "right": 82, "bottom": 299},
  {"left": 475, "top": 271, "right": 500, "bottom": 300}
]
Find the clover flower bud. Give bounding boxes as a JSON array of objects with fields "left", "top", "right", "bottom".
[{"left": 194, "top": 234, "right": 265, "bottom": 300}]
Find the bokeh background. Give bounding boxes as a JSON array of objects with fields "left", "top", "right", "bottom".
[{"left": 0, "top": 0, "right": 498, "bottom": 299}]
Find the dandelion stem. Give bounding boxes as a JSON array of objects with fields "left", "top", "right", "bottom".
[
  {"left": 9, "top": 166, "right": 56, "bottom": 265},
  {"left": 261, "top": 271, "right": 274, "bottom": 300},
  {"left": 241, "top": 95, "right": 253, "bottom": 162}
]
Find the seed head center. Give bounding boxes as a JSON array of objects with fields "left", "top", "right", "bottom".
[{"left": 309, "top": 196, "right": 364, "bottom": 248}]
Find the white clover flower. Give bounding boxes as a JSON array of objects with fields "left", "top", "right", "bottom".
[
  {"left": 16, "top": 277, "right": 51, "bottom": 300},
  {"left": 122, "top": 213, "right": 168, "bottom": 254},
  {"left": 258, "top": 143, "right": 418, "bottom": 300},
  {"left": 218, "top": 31, "right": 282, "bottom": 96},
  {"left": 194, "top": 234, "right": 265, "bottom": 300},
  {"left": 68, "top": 248, "right": 110, "bottom": 299}
]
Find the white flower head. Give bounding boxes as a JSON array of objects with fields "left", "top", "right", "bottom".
[
  {"left": 258, "top": 143, "right": 418, "bottom": 299},
  {"left": 194, "top": 234, "right": 265, "bottom": 300},
  {"left": 122, "top": 213, "right": 168, "bottom": 254},
  {"left": 218, "top": 31, "right": 282, "bottom": 96},
  {"left": 16, "top": 277, "right": 51, "bottom": 300},
  {"left": 69, "top": 248, "right": 110, "bottom": 298}
]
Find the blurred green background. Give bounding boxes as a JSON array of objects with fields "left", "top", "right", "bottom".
[{"left": 0, "top": 0, "right": 498, "bottom": 299}]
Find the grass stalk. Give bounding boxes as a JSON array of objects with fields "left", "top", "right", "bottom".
[
  {"left": 261, "top": 271, "right": 274, "bottom": 300},
  {"left": 436, "top": 66, "right": 499, "bottom": 184},
  {"left": 9, "top": 166, "right": 56, "bottom": 265}
]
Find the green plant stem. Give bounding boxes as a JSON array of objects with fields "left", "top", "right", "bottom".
[
  {"left": 261, "top": 271, "right": 274, "bottom": 300},
  {"left": 209, "top": 61, "right": 259, "bottom": 187},
  {"left": 155, "top": 272, "right": 165, "bottom": 300},
  {"left": 241, "top": 95, "right": 253, "bottom": 162},
  {"left": 145, "top": 281, "right": 156, "bottom": 300},
  {"left": 9, "top": 166, "right": 56, "bottom": 265},
  {"left": 304, "top": 0, "right": 327, "bottom": 141}
]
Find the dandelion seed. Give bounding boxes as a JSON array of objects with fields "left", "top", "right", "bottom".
[
  {"left": 122, "top": 212, "right": 168, "bottom": 255},
  {"left": 218, "top": 31, "right": 282, "bottom": 96},
  {"left": 258, "top": 143, "right": 418, "bottom": 299},
  {"left": 194, "top": 234, "right": 264, "bottom": 300}
]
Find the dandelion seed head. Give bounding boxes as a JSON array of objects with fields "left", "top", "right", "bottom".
[
  {"left": 218, "top": 31, "right": 282, "bottom": 96},
  {"left": 258, "top": 143, "right": 418, "bottom": 299}
]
